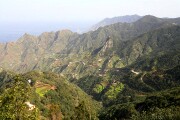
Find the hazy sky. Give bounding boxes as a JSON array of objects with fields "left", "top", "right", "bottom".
[
  {"left": 0, "top": 0, "right": 180, "bottom": 42},
  {"left": 1, "top": 0, "right": 180, "bottom": 23}
]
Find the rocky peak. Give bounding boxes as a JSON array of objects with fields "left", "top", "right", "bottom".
[{"left": 17, "top": 33, "right": 38, "bottom": 43}]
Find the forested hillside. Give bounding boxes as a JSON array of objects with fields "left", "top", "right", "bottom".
[
  {"left": 0, "top": 70, "right": 101, "bottom": 119},
  {"left": 0, "top": 15, "right": 180, "bottom": 119}
]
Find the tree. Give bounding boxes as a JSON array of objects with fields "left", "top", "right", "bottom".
[
  {"left": 0, "top": 75, "right": 39, "bottom": 120},
  {"left": 71, "top": 101, "right": 89, "bottom": 120}
]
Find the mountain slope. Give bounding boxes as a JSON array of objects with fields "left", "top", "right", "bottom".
[
  {"left": 0, "top": 30, "right": 78, "bottom": 72},
  {"left": 99, "top": 87, "right": 180, "bottom": 120},
  {"left": 0, "top": 15, "right": 180, "bottom": 119},
  {"left": 43, "top": 25, "right": 180, "bottom": 81},
  {"left": 0, "top": 15, "right": 180, "bottom": 78},
  {"left": 0, "top": 70, "right": 101, "bottom": 119}
]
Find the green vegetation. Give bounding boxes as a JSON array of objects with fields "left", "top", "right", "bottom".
[
  {"left": 0, "top": 71, "right": 101, "bottom": 119},
  {"left": 0, "top": 75, "right": 39, "bottom": 120},
  {"left": 23, "top": 71, "right": 102, "bottom": 119},
  {"left": 93, "top": 84, "right": 104, "bottom": 93},
  {"left": 99, "top": 87, "right": 180, "bottom": 120},
  {"left": 36, "top": 87, "right": 49, "bottom": 97},
  {"left": 0, "top": 15, "right": 180, "bottom": 119},
  {"left": 104, "top": 82, "right": 124, "bottom": 99}
]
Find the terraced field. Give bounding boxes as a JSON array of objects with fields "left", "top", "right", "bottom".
[{"left": 35, "top": 81, "right": 56, "bottom": 97}]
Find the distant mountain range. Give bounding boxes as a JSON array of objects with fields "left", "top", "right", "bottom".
[
  {"left": 89, "top": 15, "right": 142, "bottom": 31},
  {"left": 0, "top": 15, "right": 180, "bottom": 119}
]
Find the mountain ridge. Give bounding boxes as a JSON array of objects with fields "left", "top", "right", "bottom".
[
  {"left": 89, "top": 15, "right": 142, "bottom": 31},
  {"left": 0, "top": 15, "right": 180, "bottom": 73},
  {"left": 0, "top": 15, "right": 180, "bottom": 119}
]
